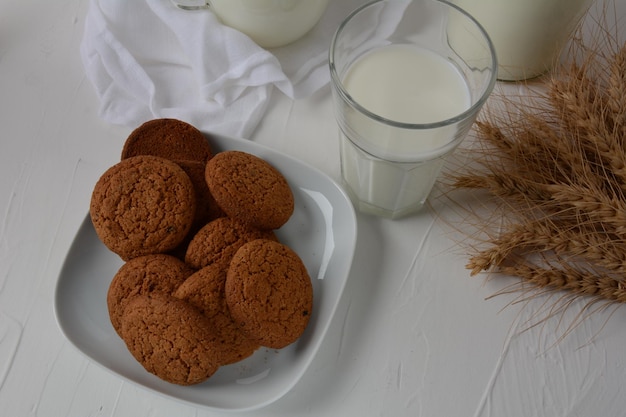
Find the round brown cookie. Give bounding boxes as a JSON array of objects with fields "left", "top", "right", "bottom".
[
  {"left": 90, "top": 155, "right": 196, "bottom": 260},
  {"left": 120, "top": 293, "right": 221, "bottom": 385},
  {"left": 174, "top": 264, "right": 259, "bottom": 366},
  {"left": 205, "top": 150, "right": 294, "bottom": 230},
  {"left": 184, "top": 216, "right": 277, "bottom": 270},
  {"left": 225, "top": 239, "right": 313, "bottom": 349},
  {"left": 107, "top": 254, "right": 195, "bottom": 336},
  {"left": 121, "top": 118, "right": 212, "bottom": 163}
]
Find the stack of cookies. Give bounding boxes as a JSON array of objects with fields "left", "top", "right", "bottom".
[{"left": 89, "top": 119, "right": 313, "bottom": 386}]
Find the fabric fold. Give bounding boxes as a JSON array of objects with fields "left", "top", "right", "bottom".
[{"left": 81, "top": 0, "right": 367, "bottom": 138}]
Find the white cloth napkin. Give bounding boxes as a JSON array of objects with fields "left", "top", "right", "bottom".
[{"left": 80, "top": 0, "right": 366, "bottom": 138}]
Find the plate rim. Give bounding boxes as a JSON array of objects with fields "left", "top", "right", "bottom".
[{"left": 53, "top": 132, "right": 357, "bottom": 412}]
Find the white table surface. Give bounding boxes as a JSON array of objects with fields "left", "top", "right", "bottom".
[{"left": 2, "top": 1, "right": 626, "bottom": 416}]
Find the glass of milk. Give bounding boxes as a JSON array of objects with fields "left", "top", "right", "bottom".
[
  {"left": 451, "top": 0, "right": 594, "bottom": 81},
  {"left": 329, "top": 0, "right": 497, "bottom": 219},
  {"left": 171, "top": 0, "right": 330, "bottom": 48}
]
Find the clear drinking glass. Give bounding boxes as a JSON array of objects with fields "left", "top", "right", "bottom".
[{"left": 329, "top": 0, "right": 497, "bottom": 219}]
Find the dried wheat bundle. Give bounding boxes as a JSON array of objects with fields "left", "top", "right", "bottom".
[{"left": 446, "top": 7, "right": 626, "bottom": 317}]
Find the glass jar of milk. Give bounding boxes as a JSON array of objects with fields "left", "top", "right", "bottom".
[
  {"left": 452, "top": 0, "right": 594, "bottom": 80},
  {"left": 172, "top": 0, "right": 330, "bottom": 48}
]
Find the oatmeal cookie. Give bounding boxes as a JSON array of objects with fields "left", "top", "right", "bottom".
[
  {"left": 90, "top": 155, "right": 196, "bottom": 260},
  {"left": 225, "top": 239, "right": 313, "bottom": 349},
  {"left": 120, "top": 293, "right": 221, "bottom": 385},
  {"left": 205, "top": 151, "right": 294, "bottom": 230},
  {"left": 174, "top": 264, "right": 259, "bottom": 365},
  {"left": 121, "top": 118, "right": 212, "bottom": 163}
]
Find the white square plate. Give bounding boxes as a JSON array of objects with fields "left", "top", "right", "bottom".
[{"left": 54, "top": 134, "right": 357, "bottom": 412}]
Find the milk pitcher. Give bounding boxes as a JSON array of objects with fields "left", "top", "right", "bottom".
[
  {"left": 172, "top": 0, "right": 330, "bottom": 48},
  {"left": 453, "top": 0, "right": 594, "bottom": 80}
]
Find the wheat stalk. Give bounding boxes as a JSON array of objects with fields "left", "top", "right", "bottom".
[{"left": 444, "top": 3, "right": 626, "bottom": 332}]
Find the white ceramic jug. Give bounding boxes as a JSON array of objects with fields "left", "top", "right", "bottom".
[
  {"left": 173, "top": 0, "right": 330, "bottom": 48},
  {"left": 453, "top": 0, "right": 593, "bottom": 80}
]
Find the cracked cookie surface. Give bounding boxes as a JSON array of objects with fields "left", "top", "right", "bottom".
[
  {"left": 107, "top": 254, "right": 195, "bottom": 336},
  {"left": 174, "top": 264, "right": 259, "bottom": 366},
  {"left": 225, "top": 239, "right": 313, "bottom": 349},
  {"left": 205, "top": 151, "right": 294, "bottom": 230},
  {"left": 120, "top": 293, "right": 221, "bottom": 386},
  {"left": 185, "top": 217, "right": 277, "bottom": 270},
  {"left": 90, "top": 155, "right": 196, "bottom": 260}
]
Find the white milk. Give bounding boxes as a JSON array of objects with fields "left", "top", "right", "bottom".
[
  {"left": 452, "top": 0, "right": 592, "bottom": 80},
  {"left": 339, "top": 45, "right": 471, "bottom": 217},
  {"left": 343, "top": 45, "right": 471, "bottom": 159},
  {"left": 345, "top": 46, "right": 470, "bottom": 126},
  {"left": 209, "top": 0, "right": 330, "bottom": 48}
]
